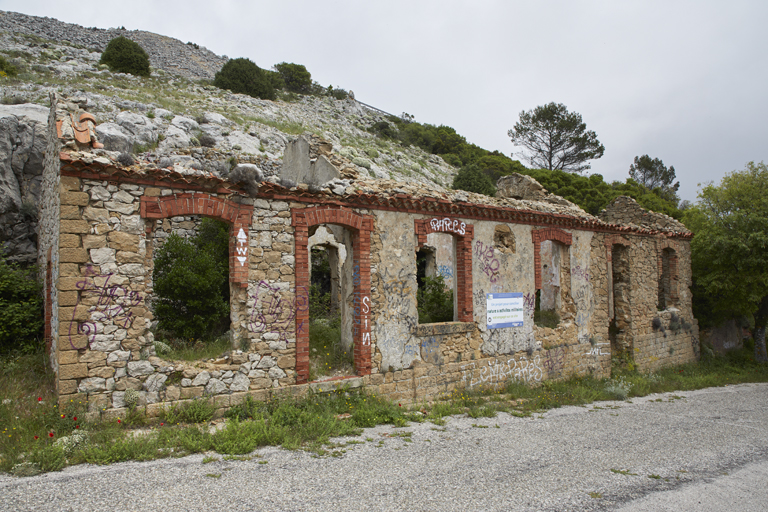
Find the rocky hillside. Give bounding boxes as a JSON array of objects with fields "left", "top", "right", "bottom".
[
  {"left": 1, "top": 10, "right": 607, "bottom": 268},
  {"left": 0, "top": 10, "right": 225, "bottom": 81},
  {"left": 0, "top": 10, "right": 467, "bottom": 263}
]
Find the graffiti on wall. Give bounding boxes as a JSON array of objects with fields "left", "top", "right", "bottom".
[
  {"left": 68, "top": 265, "right": 142, "bottom": 350},
  {"left": 248, "top": 281, "right": 308, "bottom": 343},
  {"left": 461, "top": 355, "right": 543, "bottom": 388},
  {"left": 380, "top": 267, "right": 415, "bottom": 327},
  {"left": 421, "top": 336, "right": 441, "bottom": 364},
  {"left": 474, "top": 241, "right": 500, "bottom": 283},
  {"left": 571, "top": 264, "right": 591, "bottom": 282},
  {"left": 235, "top": 227, "right": 248, "bottom": 266},
  {"left": 436, "top": 265, "right": 453, "bottom": 279},
  {"left": 574, "top": 286, "right": 595, "bottom": 328},
  {"left": 523, "top": 292, "right": 536, "bottom": 318},
  {"left": 585, "top": 343, "right": 609, "bottom": 356},
  {"left": 353, "top": 294, "right": 371, "bottom": 345},
  {"left": 430, "top": 217, "right": 466, "bottom": 235},
  {"left": 542, "top": 346, "right": 565, "bottom": 378}
]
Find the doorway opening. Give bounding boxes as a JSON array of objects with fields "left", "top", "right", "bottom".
[{"left": 308, "top": 225, "right": 354, "bottom": 380}]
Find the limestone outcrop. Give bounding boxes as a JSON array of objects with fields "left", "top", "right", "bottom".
[{"left": 0, "top": 104, "right": 48, "bottom": 263}]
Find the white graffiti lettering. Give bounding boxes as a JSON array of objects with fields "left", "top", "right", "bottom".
[
  {"left": 430, "top": 217, "right": 466, "bottom": 235},
  {"left": 461, "top": 356, "right": 543, "bottom": 388}
]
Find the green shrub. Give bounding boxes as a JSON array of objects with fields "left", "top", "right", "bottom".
[
  {"left": 417, "top": 275, "right": 454, "bottom": 323},
  {"left": 273, "top": 62, "right": 312, "bottom": 93},
  {"left": 0, "top": 55, "right": 18, "bottom": 78},
  {"left": 0, "top": 254, "right": 43, "bottom": 354},
  {"left": 152, "top": 218, "right": 230, "bottom": 341},
  {"left": 99, "top": 36, "right": 150, "bottom": 77},
  {"left": 453, "top": 163, "right": 497, "bottom": 197},
  {"left": 214, "top": 58, "right": 275, "bottom": 100}
]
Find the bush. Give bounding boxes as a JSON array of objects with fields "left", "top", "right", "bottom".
[
  {"left": 0, "top": 55, "right": 18, "bottom": 78},
  {"left": 452, "top": 163, "right": 497, "bottom": 196},
  {"left": 99, "top": 36, "right": 150, "bottom": 77},
  {"left": 152, "top": 218, "right": 230, "bottom": 341},
  {"left": 213, "top": 58, "right": 275, "bottom": 100},
  {"left": 0, "top": 254, "right": 43, "bottom": 354},
  {"left": 273, "top": 62, "right": 312, "bottom": 93},
  {"left": 417, "top": 275, "right": 454, "bottom": 323}
]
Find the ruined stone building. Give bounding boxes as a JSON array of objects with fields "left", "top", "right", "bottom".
[{"left": 38, "top": 94, "right": 698, "bottom": 416}]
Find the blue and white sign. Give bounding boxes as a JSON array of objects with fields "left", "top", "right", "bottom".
[{"left": 486, "top": 292, "right": 524, "bottom": 328}]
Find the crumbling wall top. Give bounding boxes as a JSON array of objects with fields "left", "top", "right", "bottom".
[{"left": 599, "top": 195, "right": 690, "bottom": 235}]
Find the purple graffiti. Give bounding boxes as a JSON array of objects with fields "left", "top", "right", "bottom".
[
  {"left": 572, "top": 265, "right": 591, "bottom": 282},
  {"left": 67, "top": 266, "right": 142, "bottom": 350},
  {"left": 543, "top": 347, "right": 565, "bottom": 377},
  {"left": 248, "top": 281, "right": 308, "bottom": 343},
  {"left": 523, "top": 292, "right": 536, "bottom": 317},
  {"left": 474, "top": 241, "right": 500, "bottom": 283}
]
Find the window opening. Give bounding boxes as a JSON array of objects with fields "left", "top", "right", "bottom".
[
  {"left": 610, "top": 244, "right": 632, "bottom": 360},
  {"left": 658, "top": 248, "right": 676, "bottom": 310},
  {"left": 151, "top": 216, "right": 231, "bottom": 360},
  {"left": 417, "top": 232, "right": 455, "bottom": 324},
  {"left": 534, "top": 240, "right": 571, "bottom": 328},
  {"left": 308, "top": 225, "right": 354, "bottom": 380}
]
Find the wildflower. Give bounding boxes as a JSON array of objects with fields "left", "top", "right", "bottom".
[
  {"left": 34, "top": 435, "right": 39, "bottom": 440},
  {"left": 48, "top": 432, "right": 54, "bottom": 438},
  {"left": 61, "top": 414, "right": 65, "bottom": 419},
  {"left": 73, "top": 417, "right": 77, "bottom": 421},
  {"left": 37, "top": 397, "right": 42, "bottom": 402},
  {"left": 160, "top": 423, "right": 164, "bottom": 426},
  {"left": 117, "top": 419, "right": 121, "bottom": 424},
  {"left": 75, "top": 425, "right": 80, "bottom": 429}
]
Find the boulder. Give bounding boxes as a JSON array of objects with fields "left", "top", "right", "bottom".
[
  {"left": 95, "top": 123, "right": 133, "bottom": 153},
  {"left": 495, "top": 173, "right": 548, "bottom": 201}
]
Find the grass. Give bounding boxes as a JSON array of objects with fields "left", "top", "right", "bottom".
[
  {"left": 154, "top": 335, "right": 231, "bottom": 362},
  {"left": 308, "top": 317, "right": 354, "bottom": 380},
  {"left": 1, "top": 345, "right": 767, "bottom": 475}
]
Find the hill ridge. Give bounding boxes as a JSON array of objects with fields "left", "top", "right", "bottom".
[{"left": 0, "top": 9, "right": 225, "bottom": 80}]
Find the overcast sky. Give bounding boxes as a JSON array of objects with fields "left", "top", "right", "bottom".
[{"left": 2, "top": 0, "right": 767, "bottom": 202}]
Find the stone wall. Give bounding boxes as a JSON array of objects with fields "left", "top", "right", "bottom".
[{"left": 44, "top": 98, "right": 699, "bottom": 417}]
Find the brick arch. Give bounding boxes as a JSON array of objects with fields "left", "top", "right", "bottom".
[
  {"left": 292, "top": 206, "right": 374, "bottom": 383},
  {"left": 532, "top": 227, "right": 573, "bottom": 290},
  {"left": 414, "top": 217, "right": 475, "bottom": 322},
  {"left": 140, "top": 192, "right": 254, "bottom": 288},
  {"left": 605, "top": 234, "right": 632, "bottom": 263}
]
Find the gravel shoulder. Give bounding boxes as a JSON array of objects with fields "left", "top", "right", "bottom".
[{"left": 2, "top": 383, "right": 767, "bottom": 512}]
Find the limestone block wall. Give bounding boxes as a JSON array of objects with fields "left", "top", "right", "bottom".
[
  {"left": 629, "top": 237, "right": 698, "bottom": 372},
  {"left": 38, "top": 95, "right": 61, "bottom": 367},
  {"left": 47, "top": 165, "right": 697, "bottom": 415},
  {"left": 52, "top": 167, "right": 306, "bottom": 412}
]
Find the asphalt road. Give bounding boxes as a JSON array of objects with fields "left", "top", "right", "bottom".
[{"left": 2, "top": 383, "right": 767, "bottom": 511}]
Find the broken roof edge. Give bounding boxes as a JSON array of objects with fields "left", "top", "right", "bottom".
[
  {"left": 50, "top": 92, "right": 691, "bottom": 239},
  {"left": 58, "top": 154, "right": 693, "bottom": 240}
]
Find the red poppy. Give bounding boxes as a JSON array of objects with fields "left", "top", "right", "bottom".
[
  {"left": 117, "top": 419, "right": 121, "bottom": 424},
  {"left": 160, "top": 423, "right": 164, "bottom": 426},
  {"left": 60, "top": 414, "right": 65, "bottom": 419},
  {"left": 72, "top": 417, "right": 77, "bottom": 421},
  {"left": 34, "top": 435, "right": 39, "bottom": 440},
  {"left": 75, "top": 425, "right": 80, "bottom": 429},
  {"left": 37, "top": 397, "right": 42, "bottom": 402},
  {"left": 48, "top": 432, "right": 54, "bottom": 438}
]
